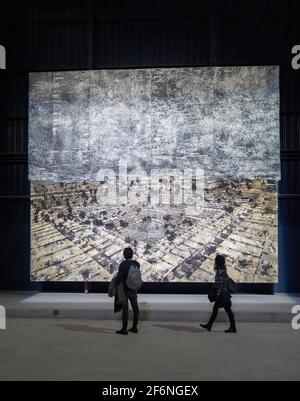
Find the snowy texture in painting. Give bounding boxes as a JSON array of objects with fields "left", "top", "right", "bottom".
[{"left": 28, "top": 66, "right": 280, "bottom": 182}]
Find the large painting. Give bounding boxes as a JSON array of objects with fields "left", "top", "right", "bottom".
[{"left": 29, "top": 66, "right": 280, "bottom": 282}]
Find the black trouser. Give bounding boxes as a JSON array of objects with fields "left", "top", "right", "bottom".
[
  {"left": 122, "top": 294, "right": 139, "bottom": 330},
  {"left": 207, "top": 302, "right": 236, "bottom": 329}
]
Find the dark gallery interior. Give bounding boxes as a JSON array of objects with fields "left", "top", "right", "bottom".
[{"left": 0, "top": 0, "right": 300, "bottom": 383}]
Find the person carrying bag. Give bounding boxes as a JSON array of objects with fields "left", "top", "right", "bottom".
[{"left": 201, "top": 255, "right": 237, "bottom": 333}]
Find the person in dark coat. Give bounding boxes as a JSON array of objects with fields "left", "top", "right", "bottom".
[
  {"left": 201, "top": 255, "right": 237, "bottom": 333},
  {"left": 115, "top": 247, "right": 140, "bottom": 335}
]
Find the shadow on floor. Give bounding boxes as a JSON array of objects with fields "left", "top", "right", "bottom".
[
  {"left": 152, "top": 324, "right": 225, "bottom": 333},
  {"left": 56, "top": 324, "right": 116, "bottom": 334}
]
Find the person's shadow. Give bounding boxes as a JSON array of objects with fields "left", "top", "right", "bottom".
[
  {"left": 152, "top": 324, "right": 224, "bottom": 333},
  {"left": 56, "top": 323, "right": 116, "bottom": 334}
]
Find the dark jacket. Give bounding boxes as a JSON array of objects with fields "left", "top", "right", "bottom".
[
  {"left": 108, "top": 275, "right": 127, "bottom": 313},
  {"left": 214, "top": 269, "right": 232, "bottom": 307},
  {"left": 117, "top": 259, "right": 140, "bottom": 296}
]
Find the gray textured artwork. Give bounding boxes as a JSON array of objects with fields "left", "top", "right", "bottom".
[
  {"left": 29, "top": 67, "right": 280, "bottom": 182},
  {"left": 29, "top": 66, "right": 280, "bottom": 283}
]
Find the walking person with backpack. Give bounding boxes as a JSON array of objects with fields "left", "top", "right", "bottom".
[
  {"left": 201, "top": 255, "right": 237, "bottom": 333},
  {"left": 115, "top": 247, "right": 142, "bottom": 335}
]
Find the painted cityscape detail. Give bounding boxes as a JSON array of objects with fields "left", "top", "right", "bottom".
[{"left": 31, "top": 179, "right": 278, "bottom": 283}]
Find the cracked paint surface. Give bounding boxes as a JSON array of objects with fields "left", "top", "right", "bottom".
[{"left": 29, "top": 67, "right": 280, "bottom": 182}]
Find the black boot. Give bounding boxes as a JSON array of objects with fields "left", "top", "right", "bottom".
[
  {"left": 200, "top": 324, "right": 212, "bottom": 332},
  {"left": 129, "top": 327, "right": 138, "bottom": 333},
  {"left": 224, "top": 306, "right": 236, "bottom": 333},
  {"left": 116, "top": 329, "right": 128, "bottom": 335},
  {"left": 224, "top": 327, "right": 237, "bottom": 333},
  {"left": 201, "top": 307, "right": 218, "bottom": 332}
]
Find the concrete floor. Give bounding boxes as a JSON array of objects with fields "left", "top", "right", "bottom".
[{"left": 0, "top": 319, "right": 300, "bottom": 381}]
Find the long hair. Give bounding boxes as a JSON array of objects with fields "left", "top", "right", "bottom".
[{"left": 214, "top": 254, "right": 226, "bottom": 272}]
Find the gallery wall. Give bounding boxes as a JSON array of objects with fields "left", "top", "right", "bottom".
[{"left": 0, "top": 0, "right": 300, "bottom": 291}]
